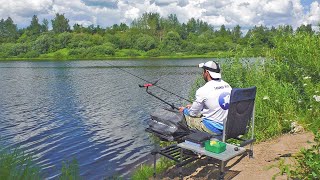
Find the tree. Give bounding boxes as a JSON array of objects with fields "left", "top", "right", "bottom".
[
  {"left": 232, "top": 25, "right": 242, "bottom": 43},
  {"left": 165, "top": 14, "right": 180, "bottom": 30},
  {"left": 51, "top": 13, "right": 70, "bottom": 34},
  {"left": 0, "top": 17, "right": 19, "bottom": 43},
  {"left": 41, "top": 19, "right": 49, "bottom": 32},
  {"left": 119, "top": 23, "right": 129, "bottom": 32},
  {"left": 33, "top": 33, "right": 54, "bottom": 53},
  {"left": 217, "top": 25, "right": 229, "bottom": 37},
  {"left": 136, "top": 34, "right": 156, "bottom": 51},
  {"left": 161, "top": 31, "right": 182, "bottom": 53},
  {"left": 296, "top": 24, "right": 314, "bottom": 35},
  {"left": 27, "top": 15, "right": 42, "bottom": 36},
  {"left": 186, "top": 18, "right": 197, "bottom": 34},
  {"left": 57, "top": 32, "right": 72, "bottom": 48}
]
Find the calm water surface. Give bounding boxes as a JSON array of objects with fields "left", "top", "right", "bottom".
[{"left": 0, "top": 59, "right": 209, "bottom": 179}]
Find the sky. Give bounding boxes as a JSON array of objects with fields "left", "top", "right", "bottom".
[{"left": 1, "top": 0, "right": 320, "bottom": 30}]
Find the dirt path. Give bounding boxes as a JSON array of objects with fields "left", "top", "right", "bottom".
[{"left": 156, "top": 132, "right": 314, "bottom": 180}]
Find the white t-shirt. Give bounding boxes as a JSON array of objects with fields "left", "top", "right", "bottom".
[{"left": 188, "top": 80, "right": 232, "bottom": 124}]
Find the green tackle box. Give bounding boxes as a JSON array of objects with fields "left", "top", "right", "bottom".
[{"left": 204, "top": 140, "right": 226, "bottom": 154}]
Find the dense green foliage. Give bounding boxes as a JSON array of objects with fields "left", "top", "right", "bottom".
[{"left": 0, "top": 13, "right": 316, "bottom": 60}]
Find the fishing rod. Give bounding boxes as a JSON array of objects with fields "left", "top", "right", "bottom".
[
  {"left": 104, "top": 61, "right": 192, "bottom": 104},
  {"left": 138, "top": 80, "right": 179, "bottom": 110}
]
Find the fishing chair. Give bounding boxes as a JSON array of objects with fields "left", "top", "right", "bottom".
[{"left": 222, "top": 86, "right": 257, "bottom": 156}]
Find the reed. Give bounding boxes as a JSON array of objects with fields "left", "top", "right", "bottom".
[
  {"left": 0, "top": 148, "right": 41, "bottom": 180},
  {"left": 0, "top": 146, "right": 82, "bottom": 180},
  {"left": 131, "top": 157, "right": 175, "bottom": 180}
]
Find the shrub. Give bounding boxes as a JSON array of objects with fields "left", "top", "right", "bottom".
[
  {"left": 54, "top": 51, "right": 66, "bottom": 60},
  {"left": 146, "top": 49, "right": 161, "bottom": 57},
  {"left": 122, "top": 49, "right": 141, "bottom": 57},
  {"left": 24, "top": 50, "right": 40, "bottom": 58}
]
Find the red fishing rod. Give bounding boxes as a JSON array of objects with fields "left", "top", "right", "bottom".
[
  {"left": 105, "top": 61, "right": 192, "bottom": 107},
  {"left": 139, "top": 80, "right": 180, "bottom": 110}
]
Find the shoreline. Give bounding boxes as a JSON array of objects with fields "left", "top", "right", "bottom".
[{"left": 0, "top": 51, "right": 263, "bottom": 62}]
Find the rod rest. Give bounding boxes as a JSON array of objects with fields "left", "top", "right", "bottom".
[{"left": 239, "top": 138, "right": 256, "bottom": 147}]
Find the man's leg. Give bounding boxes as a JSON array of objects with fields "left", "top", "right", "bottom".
[{"left": 185, "top": 115, "right": 217, "bottom": 135}]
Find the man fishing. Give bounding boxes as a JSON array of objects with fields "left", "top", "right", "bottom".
[{"left": 179, "top": 61, "right": 232, "bottom": 135}]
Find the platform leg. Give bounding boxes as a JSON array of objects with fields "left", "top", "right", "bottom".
[
  {"left": 151, "top": 143, "right": 159, "bottom": 179},
  {"left": 219, "top": 160, "right": 225, "bottom": 180},
  {"left": 179, "top": 148, "right": 183, "bottom": 180},
  {"left": 153, "top": 153, "right": 156, "bottom": 178}
]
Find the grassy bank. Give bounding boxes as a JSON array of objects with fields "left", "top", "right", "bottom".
[
  {"left": 0, "top": 51, "right": 237, "bottom": 61},
  {"left": 132, "top": 32, "right": 319, "bottom": 179}
]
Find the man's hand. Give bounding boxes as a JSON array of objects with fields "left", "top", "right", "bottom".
[
  {"left": 179, "top": 104, "right": 192, "bottom": 113},
  {"left": 179, "top": 106, "right": 185, "bottom": 113}
]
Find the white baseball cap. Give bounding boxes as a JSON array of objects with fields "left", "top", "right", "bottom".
[{"left": 198, "top": 61, "right": 221, "bottom": 79}]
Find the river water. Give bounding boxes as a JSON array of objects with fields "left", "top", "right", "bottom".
[{"left": 0, "top": 59, "right": 210, "bottom": 179}]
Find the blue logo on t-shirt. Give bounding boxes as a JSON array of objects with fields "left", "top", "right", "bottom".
[{"left": 219, "top": 92, "right": 230, "bottom": 110}]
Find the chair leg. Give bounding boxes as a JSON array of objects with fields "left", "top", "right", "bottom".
[{"left": 249, "top": 143, "right": 254, "bottom": 158}]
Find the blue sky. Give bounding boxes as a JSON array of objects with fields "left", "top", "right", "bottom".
[{"left": 1, "top": 0, "right": 319, "bottom": 30}]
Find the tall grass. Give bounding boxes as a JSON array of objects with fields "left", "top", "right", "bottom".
[
  {"left": 0, "top": 146, "right": 81, "bottom": 179},
  {"left": 223, "top": 58, "right": 301, "bottom": 140},
  {"left": 0, "top": 148, "right": 41, "bottom": 180},
  {"left": 270, "top": 33, "right": 320, "bottom": 133},
  {"left": 131, "top": 157, "right": 175, "bottom": 180},
  {"left": 59, "top": 158, "right": 81, "bottom": 180}
]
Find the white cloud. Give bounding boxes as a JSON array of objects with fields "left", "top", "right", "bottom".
[
  {"left": 0, "top": 0, "right": 318, "bottom": 30},
  {"left": 305, "top": 1, "right": 320, "bottom": 24},
  {"left": 0, "top": 0, "right": 54, "bottom": 27}
]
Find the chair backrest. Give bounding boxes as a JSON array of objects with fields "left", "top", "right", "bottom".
[{"left": 223, "top": 86, "right": 257, "bottom": 141}]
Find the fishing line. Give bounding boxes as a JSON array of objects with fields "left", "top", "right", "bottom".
[{"left": 104, "top": 61, "right": 192, "bottom": 103}]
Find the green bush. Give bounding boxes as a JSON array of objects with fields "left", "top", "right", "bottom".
[
  {"left": 68, "top": 48, "right": 87, "bottom": 57},
  {"left": 146, "top": 48, "right": 161, "bottom": 57},
  {"left": 24, "top": 50, "right": 40, "bottom": 58},
  {"left": 120, "top": 49, "right": 141, "bottom": 57},
  {"left": 54, "top": 51, "right": 66, "bottom": 60},
  {"left": 135, "top": 34, "right": 156, "bottom": 51}
]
